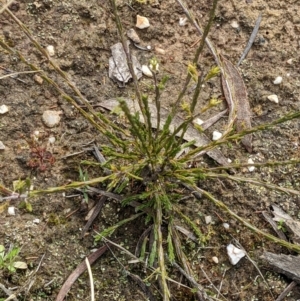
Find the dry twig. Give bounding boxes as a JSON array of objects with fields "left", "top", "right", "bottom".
[{"left": 237, "top": 13, "right": 262, "bottom": 66}]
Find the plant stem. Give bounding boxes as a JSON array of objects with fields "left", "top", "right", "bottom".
[
  {"left": 155, "top": 190, "right": 170, "bottom": 301},
  {"left": 172, "top": 0, "right": 220, "bottom": 116},
  {"left": 29, "top": 175, "right": 112, "bottom": 197},
  {"left": 180, "top": 109, "right": 300, "bottom": 161},
  {"left": 191, "top": 186, "right": 300, "bottom": 253}
]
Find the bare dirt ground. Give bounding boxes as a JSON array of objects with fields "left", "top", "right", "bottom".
[{"left": 1, "top": 0, "right": 300, "bottom": 300}]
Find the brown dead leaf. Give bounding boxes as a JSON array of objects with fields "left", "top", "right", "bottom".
[{"left": 221, "top": 55, "right": 252, "bottom": 152}]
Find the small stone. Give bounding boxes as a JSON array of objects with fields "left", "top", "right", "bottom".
[
  {"left": 231, "top": 20, "right": 239, "bottom": 29},
  {"left": 212, "top": 256, "right": 219, "bottom": 264},
  {"left": 46, "top": 45, "right": 55, "bottom": 56},
  {"left": 155, "top": 47, "right": 166, "bottom": 55},
  {"left": 179, "top": 17, "right": 188, "bottom": 26},
  {"left": 8, "top": 206, "right": 15, "bottom": 216},
  {"left": 42, "top": 110, "right": 62, "bottom": 128},
  {"left": 227, "top": 158, "right": 232, "bottom": 163},
  {"left": 212, "top": 130, "right": 222, "bottom": 141},
  {"left": 0, "top": 104, "right": 9, "bottom": 114},
  {"left": 287, "top": 58, "right": 293, "bottom": 65},
  {"left": 33, "top": 131, "right": 39, "bottom": 141},
  {"left": 0, "top": 141, "right": 5, "bottom": 150},
  {"left": 273, "top": 76, "right": 282, "bottom": 85},
  {"left": 267, "top": 94, "right": 279, "bottom": 104},
  {"left": 223, "top": 223, "right": 230, "bottom": 229},
  {"left": 33, "top": 74, "right": 43, "bottom": 85},
  {"left": 193, "top": 118, "right": 204, "bottom": 126},
  {"left": 127, "top": 28, "right": 141, "bottom": 44},
  {"left": 247, "top": 158, "right": 255, "bottom": 172},
  {"left": 33, "top": 218, "right": 40, "bottom": 224},
  {"left": 141, "top": 65, "right": 153, "bottom": 77},
  {"left": 48, "top": 136, "right": 56, "bottom": 144},
  {"left": 227, "top": 244, "right": 246, "bottom": 265},
  {"left": 205, "top": 215, "right": 212, "bottom": 224},
  {"left": 136, "top": 15, "right": 150, "bottom": 29}
]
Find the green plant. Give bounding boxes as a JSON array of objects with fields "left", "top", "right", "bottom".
[
  {"left": 1, "top": 0, "right": 300, "bottom": 300},
  {"left": 277, "top": 219, "right": 286, "bottom": 232},
  {"left": 13, "top": 178, "right": 33, "bottom": 212},
  {"left": 0, "top": 245, "right": 21, "bottom": 273}
]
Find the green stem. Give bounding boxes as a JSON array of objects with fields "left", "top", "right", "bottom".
[
  {"left": 29, "top": 175, "right": 112, "bottom": 197},
  {"left": 192, "top": 185, "right": 300, "bottom": 253},
  {"left": 180, "top": 110, "right": 300, "bottom": 161},
  {"left": 201, "top": 159, "right": 300, "bottom": 171},
  {"left": 155, "top": 190, "right": 170, "bottom": 301}
]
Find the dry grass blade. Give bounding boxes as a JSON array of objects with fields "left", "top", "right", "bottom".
[
  {"left": 171, "top": 227, "right": 212, "bottom": 301},
  {"left": 55, "top": 245, "right": 108, "bottom": 301},
  {"left": 262, "top": 211, "right": 288, "bottom": 241},
  {"left": 0, "top": 0, "right": 14, "bottom": 15},
  {"left": 201, "top": 110, "right": 227, "bottom": 131},
  {"left": 221, "top": 55, "right": 252, "bottom": 152},
  {"left": 199, "top": 265, "right": 227, "bottom": 300},
  {"left": 85, "top": 258, "right": 95, "bottom": 301},
  {"left": 0, "top": 70, "right": 41, "bottom": 80},
  {"left": 205, "top": 173, "right": 300, "bottom": 195},
  {"left": 275, "top": 281, "right": 297, "bottom": 301},
  {"left": 237, "top": 13, "right": 262, "bottom": 67},
  {"left": 191, "top": 186, "right": 300, "bottom": 253},
  {"left": 127, "top": 273, "right": 156, "bottom": 301},
  {"left": 0, "top": 283, "right": 17, "bottom": 301},
  {"left": 80, "top": 195, "right": 107, "bottom": 239},
  {"left": 232, "top": 238, "right": 274, "bottom": 299}
]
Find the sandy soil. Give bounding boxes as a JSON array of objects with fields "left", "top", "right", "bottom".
[{"left": 0, "top": 0, "right": 300, "bottom": 300}]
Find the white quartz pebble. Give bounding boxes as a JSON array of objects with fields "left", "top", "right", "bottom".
[
  {"left": 48, "top": 136, "right": 56, "bottom": 144},
  {"left": 223, "top": 223, "right": 230, "bottom": 229},
  {"left": 8, "top": 206, "right": 15, "bottom": 216},
  {"left": 212, "top": 130, "right": 222, "bottom": 141},
  {"left": 231, "top": 20, "right": 239, "bottom": 28},
  {"left": 136, "top": 15, "right": 150, "bottom": 29},
  {"left": 205, "top": 216, "right": 212, "bottom": 225},
  {"left": 193, "top": 118, "right": 204, "bottom": 126},
  {"left": 273, "top": 76, "right": 282, "bottom": 85},
  {"left": 0, "top": 105, "right": 9, "bottom": 114},
  {"left": 141, "top": 65, "right": 153, "bottom": 77},
  {"left": 212, "top": 256, "right": 219, "bottom": 264},
  {"left": 46, "top": 45, "right": 55, "bottom": 56},
  {"left": 0, "top": 141, "right": 5, "bottom": 150},
  {"left": 267, "top": 94, "right": 279, "bottom": 104},
  {"left": 179, "top": 17, "right": 188, "bottom": 26},
  {"left": 227, "top": 244, "right": 246, "bottom": 265},
  {"left": 42, "top": 110, "right": 62, "bottom": 128},
  {"left": 247, "top": 158, "right": 255, "bottom": 172}
]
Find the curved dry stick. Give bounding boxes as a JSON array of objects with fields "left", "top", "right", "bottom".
[{"left": 55, "top": 245, "right": 109, "bottom": 301}]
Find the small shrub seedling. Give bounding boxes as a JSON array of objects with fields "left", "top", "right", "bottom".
[{"left": 0, "top": 0, "right": 300, "bottom": 300}]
